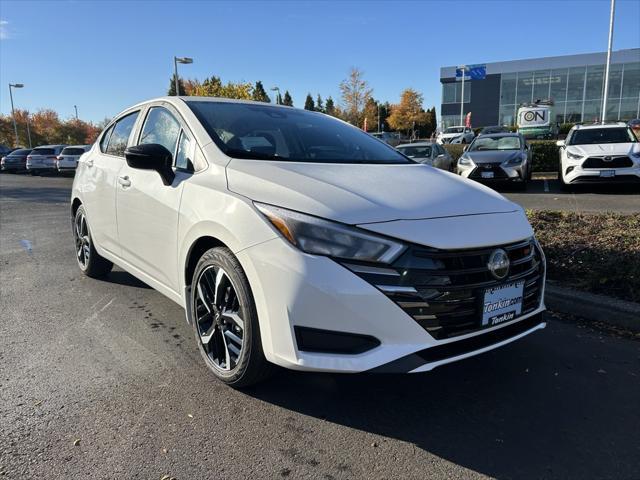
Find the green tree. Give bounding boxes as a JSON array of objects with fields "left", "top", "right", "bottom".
[
  {"left": 193, "top": 75, "right": 253, "bottom": 99},
  {"left": 325, "top": 96, "right": 336, "bottom": 116},
  {"left": 167, "top": 74, "right": 186, "bottom": 96},
  {"left": 316, "top": 94, "right": 324, "bottom": 113},
  {"left": 339, "top": 67, "right": 372, "bottom": 126},
  {"left": 363, "top": 98, "right": 379, "bottom": 131},
  {"left": 282, "top": 90, "right": 293, "bottom": 106},
  {"left": 430, "top": 107, "right": 438, "bottom": 134},
  {"left": 304, "top": 93, "right": 315, "bottom": 111},
  {"left": 252, "top": 81, "right": 271, "bottom": 103}
]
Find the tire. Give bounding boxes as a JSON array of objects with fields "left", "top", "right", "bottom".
[
  {"left": 190, "top": 247, "right": 274, "bottom": 388},
  {"left": 558, "top": 160, "right": 570, "bottom": 191},
  {"left": 73, "top": 205, "right": 113, "bottom": 278}
]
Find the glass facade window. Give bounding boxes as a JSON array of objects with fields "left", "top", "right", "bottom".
[
  {"left": 516, "top": 71, "right": 533, "bottom": 104},
  {"left": 566, "top": 67, "right": 586, "bottom": 101},
  {"left": 584, "top": 65, "right": 605, "bottom": 101},
  {"left": 532, "top": 70, "right": 551, "bottom": 102},
  {"left": 549, "top": 69, "right": 568, "bottom": 104},
  {"left": 500, "top": 73, "right": 517, "bottom": 105},
  {"left": 495, "top": 61, "right": 639, "bottom": 126},
  {"left": 442, "top": 82, "right": 471, "bottom": 104}
]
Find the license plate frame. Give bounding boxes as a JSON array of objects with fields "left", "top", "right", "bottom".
[{"left": 482, "top": 281, "right": 524, "bottom": 327}]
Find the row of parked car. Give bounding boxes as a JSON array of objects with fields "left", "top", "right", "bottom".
[
  {"left": 386, "top": 121, "right": 640, "bottom": 189},
  {"left": 0, "top": 144, "right": 91, "bottom": 175}
]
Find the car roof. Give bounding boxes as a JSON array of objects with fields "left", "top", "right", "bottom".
[
  {"left": 475, "top": 132, "right": 520, "bottom": 138},
  {"left": 33, "top": 144, "right": 67, "bottom": 148},
  {"left": 396, "top": 142, "right": 434, "bottom": 148},
  {"left": 572, "top": 122, "right": 628, "bottom": 130},
  {"left": 63, "top": 145, "right": 90, "bottom": 149}
]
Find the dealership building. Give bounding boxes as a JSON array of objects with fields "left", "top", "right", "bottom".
[{"left": 439, "top": 48, "right": 640, "bottom": 128}]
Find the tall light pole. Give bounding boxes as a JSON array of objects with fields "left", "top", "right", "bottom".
[
  {"left": 377, "top": 103, "right": 381, "bottom": 133},
  {"left": 458, "top": 65, "right": 466, "bottom": 126},
  {"left": 271, "top": 86, "right": 281, "bottom": 105},
  {"left": 8, "top": 83, "right": 24, "bottom": 147},
  {"left": 173, "top": 56, "right": 193, "bottom": 96},
  {"left": 25, "top": 112, "right": 32, "bottom": 148},
  {"left": 601, "top": 0, "right": 616, "bottom": 123}
]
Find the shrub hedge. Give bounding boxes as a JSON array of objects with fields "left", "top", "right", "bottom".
[
  {"left": 443, "top": 140, "right": 559, "bottom": 172},
  {"left": 527, "top": 211, "right": 640, "bottom": 303}
]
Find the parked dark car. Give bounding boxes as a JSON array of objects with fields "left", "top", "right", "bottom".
[
  {"left": 456, "top": 133, "right": 532, "bottom": 190},
  {"left": 1, "top": 148, "right": 32, "bottom": 173},
  {"left": 479, "top": 125, "right": 511, "bottom": 136}
]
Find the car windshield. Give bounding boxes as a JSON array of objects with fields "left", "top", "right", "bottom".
[
  {"left": 187, "top": 101, "right": 413, "bottom": 164},
  {"left": 31, "top": 148, "right": 55, "bottom": 155},
  {"left": 470, "top": 136, "right": 521, "bottom": 151},
  {"left": 569, "top": 128, "right": 637, "bottom": 145},
  {"left": 397, "top": 145, "right": 432, "bottom": 158},
  {"left": 444, "top": 127, "right": 464, "bottom": 134}
]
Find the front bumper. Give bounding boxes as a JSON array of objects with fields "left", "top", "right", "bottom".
[
  {"left": 458, "top": 161, "right": 526, "bottom": 182},
  {"left": 562, "top": 162, "right": 640, "bottom": 184},
  {"left": 237, "top": 235, "right": 546, "bottom": 374}
]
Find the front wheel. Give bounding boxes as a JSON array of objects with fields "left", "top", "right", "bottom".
[
  {"left": 190, "top": 247, "right": 273, "bottom": 388},
  {"left": 73, "top": 205, "right": 113, "bottom": 278}
]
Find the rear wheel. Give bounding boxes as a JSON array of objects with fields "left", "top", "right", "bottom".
[
  {"left": 73, "top": 205, "right": 113, "bottom": 278},
  {"left": 190, "top": 247, "right": 273, "bottom": 388}
]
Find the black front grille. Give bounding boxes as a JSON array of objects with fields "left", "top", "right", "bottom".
[
  {"left": 469, "top": 163, "right": 509, "bottom": 179},
  {"left": 343, "top": 239, "right": 544, "bottom": 340},
  {"left": 582, "top": 156, "right": 633, "bottom": 169}
]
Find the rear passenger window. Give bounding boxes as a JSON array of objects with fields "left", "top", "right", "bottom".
[
  {"left": 139, "top": 107, "right": 181, "bottom": 157},
  {"left": 106, "top": 112, "right": 139, "bottom": 157},
  {"left": 100, "top": 125, "right": 114, "bottom": 153}
]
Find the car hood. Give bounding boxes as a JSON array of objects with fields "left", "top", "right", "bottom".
[
  {"left": 566, "top": 142, "right": 638, "bottom": 156},
  {"left": 439, "top": 132, "right": 464, "bottom": 139},
  {"left": 465, "top": 150, "right": 523, "bottom": 164},
  {"left": 226, "top": 160, "right": 520, "bottom": 225}
]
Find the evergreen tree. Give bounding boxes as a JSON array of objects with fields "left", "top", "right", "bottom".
[
  {"left": 325, "top": 96, "right": 336, "bottom": 116},
  {"left": 430, "top": 107, "right": 438, "bottom": 133},
  {"left": 252, "top": 81, "right": 271, "bottom": 103},
  {"left": 316, "top": 94, "right": 324, "bottom": 113},
  {"left": 282, "top": 90, "right": 293, "bottom": 106},
  {"left": 168, "top": 74, "right": 186, "bottom": 96},
  {"left": 304, "top": 93, "right": 315, "bottom": 111}
]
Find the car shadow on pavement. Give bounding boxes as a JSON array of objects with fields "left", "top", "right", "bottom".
[
  {"left": 98, "top": 269, "right": 152, "bottom": 289},
  {"left": 245, "top": 319, "right": 639, "bottom": 479}
]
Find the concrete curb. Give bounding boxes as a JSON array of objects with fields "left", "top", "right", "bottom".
[{"left": 545, "top": 284, "right": 640, "bottom": 331}]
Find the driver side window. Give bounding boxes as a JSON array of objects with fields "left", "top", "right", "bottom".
[{"left": 139, "top": 107, "right": 181, "bottom": 159}]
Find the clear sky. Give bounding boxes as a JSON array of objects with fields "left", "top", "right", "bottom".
[{"left": 1, "top": 0, "right": 639, "bottom": 123}]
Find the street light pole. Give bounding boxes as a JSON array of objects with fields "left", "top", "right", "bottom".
[
  {"left": 8, "top": 83, "right": 24, "bottom": 147},
  {"left": 377, "top": 103, "right": 381, "bottom": 133},
  {"left": 26, "top": 113, "right": 32, "bottom": 148},
  {"left": 173, "top": 56, "right": 193, "bottom": 96},
  {"left": 271, "top": 87, "right": 281, "bottom": 105},
  {"left": 459, "top": 65, "right": 466, "bottom": 126},
  {"left": 601, "top": 0, "right": 616, "bottom": 123}
]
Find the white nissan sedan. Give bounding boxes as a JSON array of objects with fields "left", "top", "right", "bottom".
[{"left": 71, "top": 97, "right": 546, "bottom": 387}]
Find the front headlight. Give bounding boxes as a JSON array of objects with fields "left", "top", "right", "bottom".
[
  {"left": 566, "top": 150, "right": 583, "bottom": 160},
  {"left": 254, "top": 203, "right": 406, "bottom": 264},
  {"left": 504, "top": 153, "right": 527, "bottom": 166},
  {"left": 458, "top": 155, "right": 475, "bottom": 167}
]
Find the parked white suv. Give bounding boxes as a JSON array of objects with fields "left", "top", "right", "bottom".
[
  {"left": 57, "top": 145, "right": 91, "bottom": 173},
  {"left": 71, "top": 97, "right": 546, "bottom": 387},
  {"left": 557, "top": 123, "right": 640, "bottom": 187},
  {"left": 437, "top": 126, "right": 475, "bottom": 144}
]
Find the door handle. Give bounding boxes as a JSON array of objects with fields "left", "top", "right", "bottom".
[{"left": 118, "top": 175, "right": 131, "bottom": 187}]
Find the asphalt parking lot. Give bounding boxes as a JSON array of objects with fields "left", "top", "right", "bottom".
[{"left": 1, "top": 173, "right": 639, "bottom": 480}]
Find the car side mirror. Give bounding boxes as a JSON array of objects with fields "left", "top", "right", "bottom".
[
  {"left": 556, "top": 140, "right": 565, "bottom": 148},
  {"left": 125, "top": 143, "right": 175, "bottom": 185}
]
